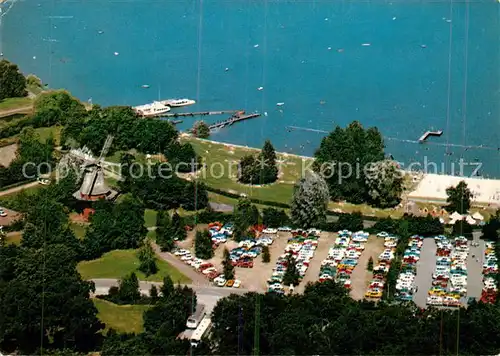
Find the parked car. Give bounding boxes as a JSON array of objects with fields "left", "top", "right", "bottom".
[{"left": 0, "top": 209, "right": 7, "bottom": 217}]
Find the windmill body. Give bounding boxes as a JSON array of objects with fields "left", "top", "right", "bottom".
[{"left": 73, "top": 135, "right": 119, "bottom": 202}]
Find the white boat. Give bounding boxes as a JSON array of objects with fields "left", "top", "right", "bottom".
[
  {"left": 133, "top": 101, "right": 171, "bottom": 117},
  {"left": 361, "top": 43, "right": 371, "bottom": 47},
  {"left": 161, "top": 98, "right": 196, "bottom": 107},
  {"left": 276, "top": 102, "right": 285, "bottom": 106}
]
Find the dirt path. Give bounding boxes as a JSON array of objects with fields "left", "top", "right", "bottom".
[
  {"left": 0, "top": 181, "right": 39, "bottom": 197},
  {"left": 296, "top": 232, "right": 335, "bottom": 293},
  {"left": 0, "top": 106, "right": 33, "bottom": 118},
  {"left": 350, "top": 236, "right": 385, "bottom": 300},
  {"left": 0, "top": 144, "right": 18, "bottom": 167}
]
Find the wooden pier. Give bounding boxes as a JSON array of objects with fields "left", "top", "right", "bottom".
[
  {"left": 418, "top": 130, "right": 443, "bottom": 143},
  {"left": 155, "top": 110, "right": 240, "bottom": 118},
  {"left": 208, "top": 112, "right": 261, "bottom": 130}
]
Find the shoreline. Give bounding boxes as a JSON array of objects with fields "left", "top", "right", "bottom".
[{"left": 184, "top": 135, "right": 500, "bottom": 207}]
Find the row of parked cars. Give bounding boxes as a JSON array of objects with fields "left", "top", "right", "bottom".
[
  {"left": 364, "top": 232, "right": 398, "bottom": 300},
  {"left": 481, "top": 241, "right": 498, "bottom": 304},
  {"left": 208, "top": 222, "right": 233, "bottom": 246},
  {"left": 427, "top": 236, "right": 468, "bottom": 307},
  {"left": 268, "top": 230, "right": 320, "bottom": 294},
  {"left": 319, "top": 230, "right": 367, "bottom": 289},
  {"left": 395, "top": 235, "right": 424, "bottom": 302}
]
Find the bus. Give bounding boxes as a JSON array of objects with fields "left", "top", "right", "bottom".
[
  {"left": 186, "top": 304, "right": 206, "bottom": 329},
  {"left": 190, "top": 317, "right": 212, "bottom": 347}
]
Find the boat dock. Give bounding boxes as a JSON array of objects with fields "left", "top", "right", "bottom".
[
  {"left": 208, "top": 112, "right": 261, "bottom": 130},
  {"left": 418, "top": 130, "right": 443, "bottom": 143},
  {"left": 156, "top": 110, "right": 240, "bottom": 118}
]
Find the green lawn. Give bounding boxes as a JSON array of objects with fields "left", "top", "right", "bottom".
[
  {"left": 70, "top": 223, "right": 88, "bottom": 239},
  {"left": 144, "top": 209, "right": 158, "bottom": 228},
  {"left": 182, "top": 137, "right": 301, "bottom": 204},
  {"left": 3, "top": 232, "right": 22, "bottom": 245},
  {"left": 77, "top": 249, "right": 191, "bottom": 283},
  {"left": 0, "top": 97, "right": 33, "bottom": 111},
  {"left": 93, "top": 298, "right": 151, "bottom": 334},
  {"left": 34, "top": 126, "right": 62, "bottom": 145}
]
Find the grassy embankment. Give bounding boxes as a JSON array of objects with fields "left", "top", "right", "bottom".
[
  {"left": 93, "top": 298, "right": 151, "bottom": 334},
  {"left": 0, "top": 97, "right": 33, "bottom": 112},
  {"left": 77, "top": 249, "right": 191, "bottom": 283}
]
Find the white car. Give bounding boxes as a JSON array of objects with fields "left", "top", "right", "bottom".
[
  {"left": 262, "top": 228, "right": 278, "bottom": 234},
  {"left": 202, "top": 267, "right": 217, "bottom": 275},
  {"left": 214, "top": 276, "right": 226, "bottom": 287},
  {"left": 233, "top": 280, "right": 241, "bottom": 288},
  {"left": 278, "top": 226, "right": 292, "bottom": 232},
  {"left": 181, "top": 255, "right": 193, "bottom": 261},
  {"left": 0, "top": 209, "right": 6, "bottom": 217},
  {"left": 174, "top": 249, "right": 190, "bottom": 256}
]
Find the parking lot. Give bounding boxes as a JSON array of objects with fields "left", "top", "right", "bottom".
[{"left": 412, "top": 234, "right": 485, "bottom": 308}]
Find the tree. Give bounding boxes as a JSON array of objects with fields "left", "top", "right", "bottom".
[
  {"left": 262, "top": 245, "right": 271, "bottom": 263},
  {"left": 160, "top": 276, "right": 175, "bottom": 299},
  {"left": 367, "top": 256, "right": 374, "bottom": 271},
  {"left": 446, "top": 181, "right": 472, "bottom": 214},
  {"left": 195, "top": 230, "right": 214, "bottom": 260},
  {"left": 263, "top": 207, "right": 289, "bottom": 228},
  {"left": 282, "top": 255, "right": 300, "bottom": 286},
  {"left": 232, "top": 198, "right": 260, "bottom": 241},
  {"left": 290, "top": 171, "right": 329, "bottom": 228},
  {"left": 336, "top": 212, "right": 364, "bottom": 232},
  {"left": 116, "top": 273, "right": 141, "bottom": 304},
  {"left": 452, "top": 219, "right": 473, "bottom": 239},
  {"left": 83, "top": 197, "right": 147, "bottom": 259},
  {"left": 314, "top": 121, "right": 384, "bottom": 204},
  {"left": 137, "top": 239, "right": 158, "bottom": 277},
  {"left": 171, "top": 211, "right": 187, "bottom": 241},
  {"left": 0, "top": 59, "right": 26, "bottom": 100},
  {"left": 481, "top": 210, "right": 500, "bottom": 242},
  {"left": 33, "top": 90, "right": 86, "bottom": 127},
  {"left": 222, "top": 248, "right": 235, "bottom": 280},
  {"left": 155, "top": 210, "right": 175, "bottom": 251},
  {"left": 192, "top": 121, "right": 210, "bottom": 139},
  {"left": 0, "top": 245, "right": 103, "bottom": 354},
  {"left": 164, "top": 141, "right": 200, "bottom": 173},
  {"left": 150, "top": 285, "right": 159, "bottom": 303},
  {"left": 238, "top": 140, "right": 279, "bottom": 185},
  {"left": 364, "top": 160, "right": 403, "bottom": 208}
]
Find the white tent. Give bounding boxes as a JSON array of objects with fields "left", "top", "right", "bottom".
[
  {"left": 465, "top": 215, "right": 476, "bottom": 225},
  {"left": 472, "top": 211, "right": 484, "bottom": 221},
  {"left": 450, "top": 211, "right": 463, "bottom": 220}
]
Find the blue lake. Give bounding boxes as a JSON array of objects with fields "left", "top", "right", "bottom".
[{"left": 2, "top": 0, "right": 499, "bottom": 176}]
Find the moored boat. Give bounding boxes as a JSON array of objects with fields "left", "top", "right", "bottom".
[
  {"left": 133, "top": 101, "right": 171, "bottom": 117},
  {"left": 161, "top": 98, "right": 196, "bottom": 107}
]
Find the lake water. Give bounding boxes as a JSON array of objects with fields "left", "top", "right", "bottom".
[{"left": 1, "top": 0, "right": 499, "bottom": 176}]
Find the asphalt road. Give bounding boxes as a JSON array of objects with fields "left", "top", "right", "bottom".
[
  {"left": 413, "top": 238, "right": 437, "bottom": 308},
  {"left": 91, "top": 278, "right": 248, "bottom": 314},
  {"left": 466, "top": 232, "right": 485, "bottom": 301}
]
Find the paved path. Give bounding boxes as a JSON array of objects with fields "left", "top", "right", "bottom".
[
  {"left": 152, "top": 242, "right": 210, "bottom": 286},
  {"left": 467, "top": 232, "right": 485, "bottom": 301},
  {"left": 413, "top": 238, "right": 437, "bottom": 308},
  {"left": 91, "top": 278, "right": 248, "bottom": 313},
  {"left": 0, "top": 181, "right": 39, "bottom": 197}
]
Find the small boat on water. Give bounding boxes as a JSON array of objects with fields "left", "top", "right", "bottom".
[
  {"left": 276, "top": 102, "right": 285, "bottom": 106},
  {"left": 141, "top": 85, "right": 150, "bottom": 88},
  {"left": 361, "top": 43, "right": 371, "bottom": 47},
  {"left": 161, "top": 98, "right": 196, "bottom": 107},
  {"left": 257, "top": 86, "right": 264, "bottom": 91},
  {"left": 133, "top": 101, "right": 171, "bottom": 117}
]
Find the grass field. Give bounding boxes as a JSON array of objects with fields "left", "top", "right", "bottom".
[
  {"left": 77, "top": 249, "right": 191, "bottom": 283},
  {"left": 70, "top": 223, "right": 88, "bottom": 239},
  {"left": 181, "top": 137, "right": 307, "bottom": 204},
  {"left": 3, "top": 232, "right": 22, "bottom": 245},
  {"left": 93, "top": 298, "right": 150, "bottom": 334},
  {"left": 144, "top": 209, "right": 158, "bottom": 228},
  {"left": 35, "top": 126, "right": 62, "bottom": 145},
  {"left": 0, "top": 97, "right": 33, "bottom": 111}
]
